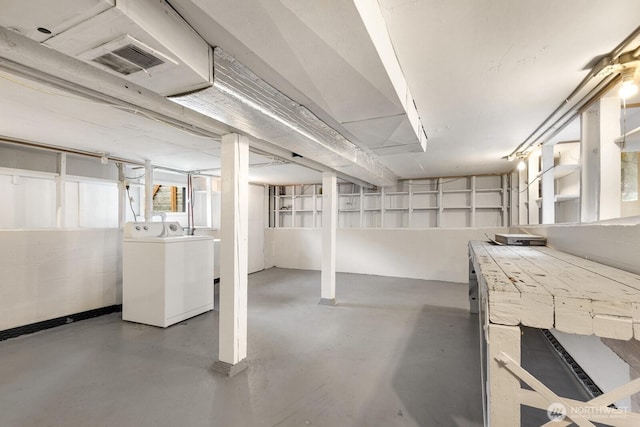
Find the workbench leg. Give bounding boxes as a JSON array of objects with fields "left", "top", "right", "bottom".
[
  {"left": 487, "top": 323, "right": 521, "bottom": 426},
  {"left": 469, "top": 257, "right": 479, "bottom": 314}
]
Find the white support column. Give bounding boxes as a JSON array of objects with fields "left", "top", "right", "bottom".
[
  {"left": 408, "top": 179, "right": 413, "bottom": 228},
  {"left": 502, "top": 174, "right": 510, "bottom": 227},
  {"left": 55, "top": 153, "right": 66, "bottom": 228},
  {"left": 581, "top": 98, "right": 621, "bottom": 222},
  {"left": 204, "top": 176, "right": 213, "bottom": 228},
  {"left": 320, "top": 171, "right": 337, "bottom": 305},
  {"left": 437, "top": 178, "right": 443, "bottom": 227},
  {"left": 359, "top": 185, "right": 364, "bottom": 228},
  {"left": 470, "top": 175, "right": 476, "bottom": 227},
  {"left": 380, "top": 186, "right": 385, "bottom": 228},
  {"left": 487, "top": 323, "right": 521, "bottom": 427},
  {"left": 263, "top": 184, "right": 270, "bottom": 230},
  {"left": 527, "top": 152, "right": 540, "bottom": 225},
  {"left": 144, "top": 160, "right": 153, "bottom": 222},
  {"left": 599, "top": 97, "right": 622, "bottom": 220},
  {"left": 518, "top": 167, "right": 528, "bottom": 225},
  {"left": 117, "top": 163, "right": 127, "bottom": 228},
  {"left": 213, "top": 133, "right": 249, "bottom": 376},
  {"left": 541, "top": 144, "right": 555, "bottom": 224}
]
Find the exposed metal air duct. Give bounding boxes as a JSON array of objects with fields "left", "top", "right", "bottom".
[{"left": 171, "top": 47, "right": 397, "bottom": 188}]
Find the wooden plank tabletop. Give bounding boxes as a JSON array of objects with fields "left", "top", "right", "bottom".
[{"left": 469, "top": 241, "right": 640, "bottom": 340}]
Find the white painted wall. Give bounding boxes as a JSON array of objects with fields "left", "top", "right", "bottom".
[
  {"left": 270, "top": 227, "right": 507, "bottom": 283},
  {"left": 195, "top": 183, "right": 266, "bottom": 277},
  {"left": 0, "top": 229, "right": 121, "bottom": 331},
  {"left": 518, "top": 223, "right": 640, "bottom": 275},
  {"left": 248, "top": 183, "right": 266, "bottom": 273}
]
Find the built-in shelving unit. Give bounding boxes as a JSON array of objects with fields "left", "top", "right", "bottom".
[
  {"left": 270, "top": 184, "right": 322, "bottom": 228},
  {"left": 529, "top": 141, "right": 581, "bottom": 224},
  {"left": 270, "top": 174, "right": 510, "bottom": 228}
]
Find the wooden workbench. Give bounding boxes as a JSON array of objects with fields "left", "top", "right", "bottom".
[{"left": 469, "top": 240, "right": 640, "bottom": 427}]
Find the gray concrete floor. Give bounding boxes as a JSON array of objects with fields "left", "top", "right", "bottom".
[{"left": 0, "top": 268, "right": 587, "bottom": 427}]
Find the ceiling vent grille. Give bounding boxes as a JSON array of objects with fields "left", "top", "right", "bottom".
[{"left": 92, "top": 43, "right": 165, "bottom": 75}]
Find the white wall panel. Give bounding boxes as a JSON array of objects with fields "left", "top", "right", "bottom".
[
  {"left": 248, "top": 183, "right": 265, "bottom": 274},
  {"left": 78, "top": 181, "right": 118, "bottom": 228},
  {"left": 271, "top": 227, "right": 507, "bottom": 283},
  {"left": 0, "top": 229, "right": 121, "bottom": 330},
  {"left": 519, "top": 223, "right": 640, "bottom": 275},
  {"left": 0, "top": 174, "right": 56, "bottom": 228}
]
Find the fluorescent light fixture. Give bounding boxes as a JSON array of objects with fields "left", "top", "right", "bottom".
[{"left": 171, "top": 47, "right": 397, "bottom": 187}]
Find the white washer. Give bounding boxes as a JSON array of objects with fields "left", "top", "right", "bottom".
[{"left": 123, "top": 222, "right": 214, "bottom": 327}]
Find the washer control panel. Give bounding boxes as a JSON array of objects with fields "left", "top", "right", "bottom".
[{"left": 124, "top": 221, "right": 184, "bottom": 238}]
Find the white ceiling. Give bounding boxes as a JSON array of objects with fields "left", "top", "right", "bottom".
[{"left": 1, "top": 0, "right": 640, "bottom": 184}]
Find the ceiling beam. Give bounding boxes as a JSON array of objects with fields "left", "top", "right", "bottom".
[
  {"left": 353, "top": 0, "right": 427, "bottom": 152},
  {"left": 0, "top": 26, "right": 232, "bottom": 139}
]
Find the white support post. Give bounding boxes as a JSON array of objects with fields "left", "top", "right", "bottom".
[
  {"left": 518, "top": 166, "right": 528, "bottom": 225},
  {"left": 380, "top": 186, "right": 385, "bottom": 228},
  {"left": 320, "top": 171, "right": 337, "bottom": 305},
  {"left": 541, "top": 144, "right": 555, "bottom": 224},
  {"left": 205, "top": 176, "right": 213, "bottom": 228},
  {"left": 408, "top": 179, "right": 413, "bottom": 228},
  {"left": 470, "top": 175, "right": 476, "bottom": 227},
  {"left": 528, "top": 152, "right": 540, "bottom": 225},
  {"left": 487, "top": 323, "right": 521, "bottom": 427},
  {"left": 213, "top": 133, "right": 249, "bottom": 377},
  {"left": 144, "top": 160, "right": 153, "bottom": 222},
  {"left": 437, "top": 178, "right": 443, "bottom": 227},
  {"left": 359, "top": 185, "right": 364, "bottom": 228},
  {"left": 263, "top": 184, "right": 269, "bottom": 230},
  {"left": 55, "top": 153, "right": 66, "bottom": 228},
  {"left": 502, "top": 174, "right": 510, "bottom": 227},
  {"left": 312, "top": 184, "right": 317, "bottom": 228},
  {"left": 117, "top": 163, "right": 127, "bottom": 228},
  {"left": 581, "top": 98, "right": 621, "bottom": 222}
]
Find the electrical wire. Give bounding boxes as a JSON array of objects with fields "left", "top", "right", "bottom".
[
  {"left": 518, "top": 165, "right": 556, "bottom": 194},
  {"left": 125, "top": 186, "right": 138, "bottom": 220},
  {"left": 124, "top": 172, "right": 146, "bottom": 180}
]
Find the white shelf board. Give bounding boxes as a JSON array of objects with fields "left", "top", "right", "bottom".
[
  {"left": 614, "top": 125, "right": 640, "bottom": 144},
  {"left": 553, "top": 164, "right": 580, "bottom": 179},
  {"left": 555, "top": 194, "right": 580, "bottom": 202},
  {"left": 476, "top": 188, "right": 503, "bottom": 193},
  {"left": 443, "top": 189, "right": 472, "bottom": 194}
]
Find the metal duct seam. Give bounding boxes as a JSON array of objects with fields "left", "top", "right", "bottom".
[{"left": 170, "top": 47, "right": 397, "bottom": 187}]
